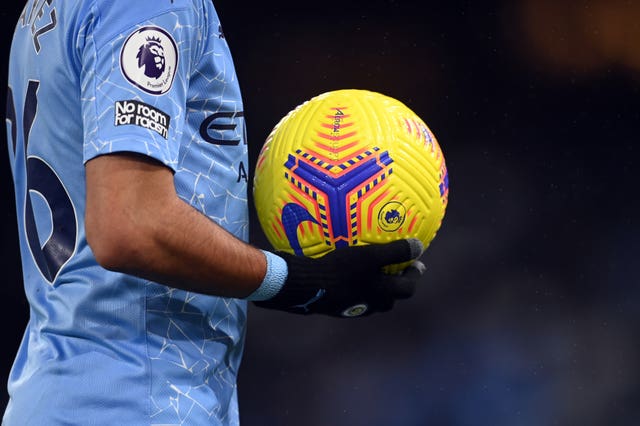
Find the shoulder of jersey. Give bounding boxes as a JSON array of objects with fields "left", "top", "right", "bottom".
[
  {"left": 94, "top": 0, "right": 196, "bottom": 95},
  {"left": 92, "top": 0, "right": 193, "bottom": 35}
]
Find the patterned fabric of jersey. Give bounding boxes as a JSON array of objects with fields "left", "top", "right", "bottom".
[{"left": 4, "top": 1, "right": 248, "bottom": 424}]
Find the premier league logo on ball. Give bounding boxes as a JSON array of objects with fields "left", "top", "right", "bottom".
[{"left": 120, "top": 26, "right": 178, "bottom": 95}]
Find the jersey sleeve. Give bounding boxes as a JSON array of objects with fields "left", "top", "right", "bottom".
[{"left": 80, "top": 0, "right": 201, "bottom": 170}]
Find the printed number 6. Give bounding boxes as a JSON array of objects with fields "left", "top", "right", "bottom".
[{"left": 7, "top": 81, "right": 77, "bottom": 283}]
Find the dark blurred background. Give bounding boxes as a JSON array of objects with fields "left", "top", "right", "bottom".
[{"left": 1, "top": 0, "right": 639, "bottom": 425}]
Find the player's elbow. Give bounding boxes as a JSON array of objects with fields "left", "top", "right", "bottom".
[
  {"left": 86, "top": 209, "right": 148, "bottom": 272},
  {"left": 86, "top": 232, "right": 128, "bottom": 272},
  {"left": 85, "top": 152, "right": 177, "bottom": 273}
]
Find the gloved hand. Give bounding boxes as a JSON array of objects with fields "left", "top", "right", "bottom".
[{"left": 254, "top": 238, "right": 425, "bottom": 317}]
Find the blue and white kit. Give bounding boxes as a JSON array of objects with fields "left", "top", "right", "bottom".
[{"left": 5, "top": 0, "right": 249, "bottom": 424}]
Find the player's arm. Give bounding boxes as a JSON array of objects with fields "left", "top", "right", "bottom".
[
  {"left": 86, "top": 152, "right": 425, "bottom": 316},
  {"left": 85, "top": 152, "right": 266, "bottom": 298}
]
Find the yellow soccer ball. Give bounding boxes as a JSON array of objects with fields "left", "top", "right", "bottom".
[{"left": 253, "top": 89, "right": 449, "bottom": 270}]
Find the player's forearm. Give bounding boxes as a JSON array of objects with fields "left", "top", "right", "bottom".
[
  {"left": 85, "top": 153, "right": 266, "bottom": 298},
  {"left": 113, "top": 197, "right": 266, "bottom": 297}
]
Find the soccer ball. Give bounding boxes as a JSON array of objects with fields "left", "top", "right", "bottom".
[{"left": 253, "top": 89, "right": 449, "bottom": 270}]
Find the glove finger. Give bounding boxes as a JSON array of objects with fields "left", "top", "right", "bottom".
[
  {"left": 404, "top": 260, "right": 426, "bottom": 277},
  {"left": 388, "top": 260, "right": 426, "bottom": 299},
  {"left": 340, "top": 260, "right": 425, "bottom": 316},
  {"left": 350, "top": 238, "right": 423, "bottom": 267}
]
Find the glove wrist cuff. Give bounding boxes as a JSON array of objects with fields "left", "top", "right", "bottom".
[{"left": 245, "top": 251, "right": 288, "bottom": 301}]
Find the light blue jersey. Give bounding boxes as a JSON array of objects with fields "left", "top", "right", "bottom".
[{"left": 4, "top": 1, "right": 249, "bottom": 424}]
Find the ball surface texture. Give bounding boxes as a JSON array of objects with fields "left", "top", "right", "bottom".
[{"left": 253, "top": 89, "right": 449, "bottom": 264}]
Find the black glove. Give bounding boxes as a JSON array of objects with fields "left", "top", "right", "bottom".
[{"left": 254, "top": 238, "right": 425, "bottom": 317}]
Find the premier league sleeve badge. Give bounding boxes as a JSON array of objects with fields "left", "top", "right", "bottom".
[{"left": 120, "top": 26, "right": 178, "bottom": 95}]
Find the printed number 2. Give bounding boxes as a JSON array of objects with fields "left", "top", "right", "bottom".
[{"left": 7, "top": 81, "right": 77, "bottom": 283}]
